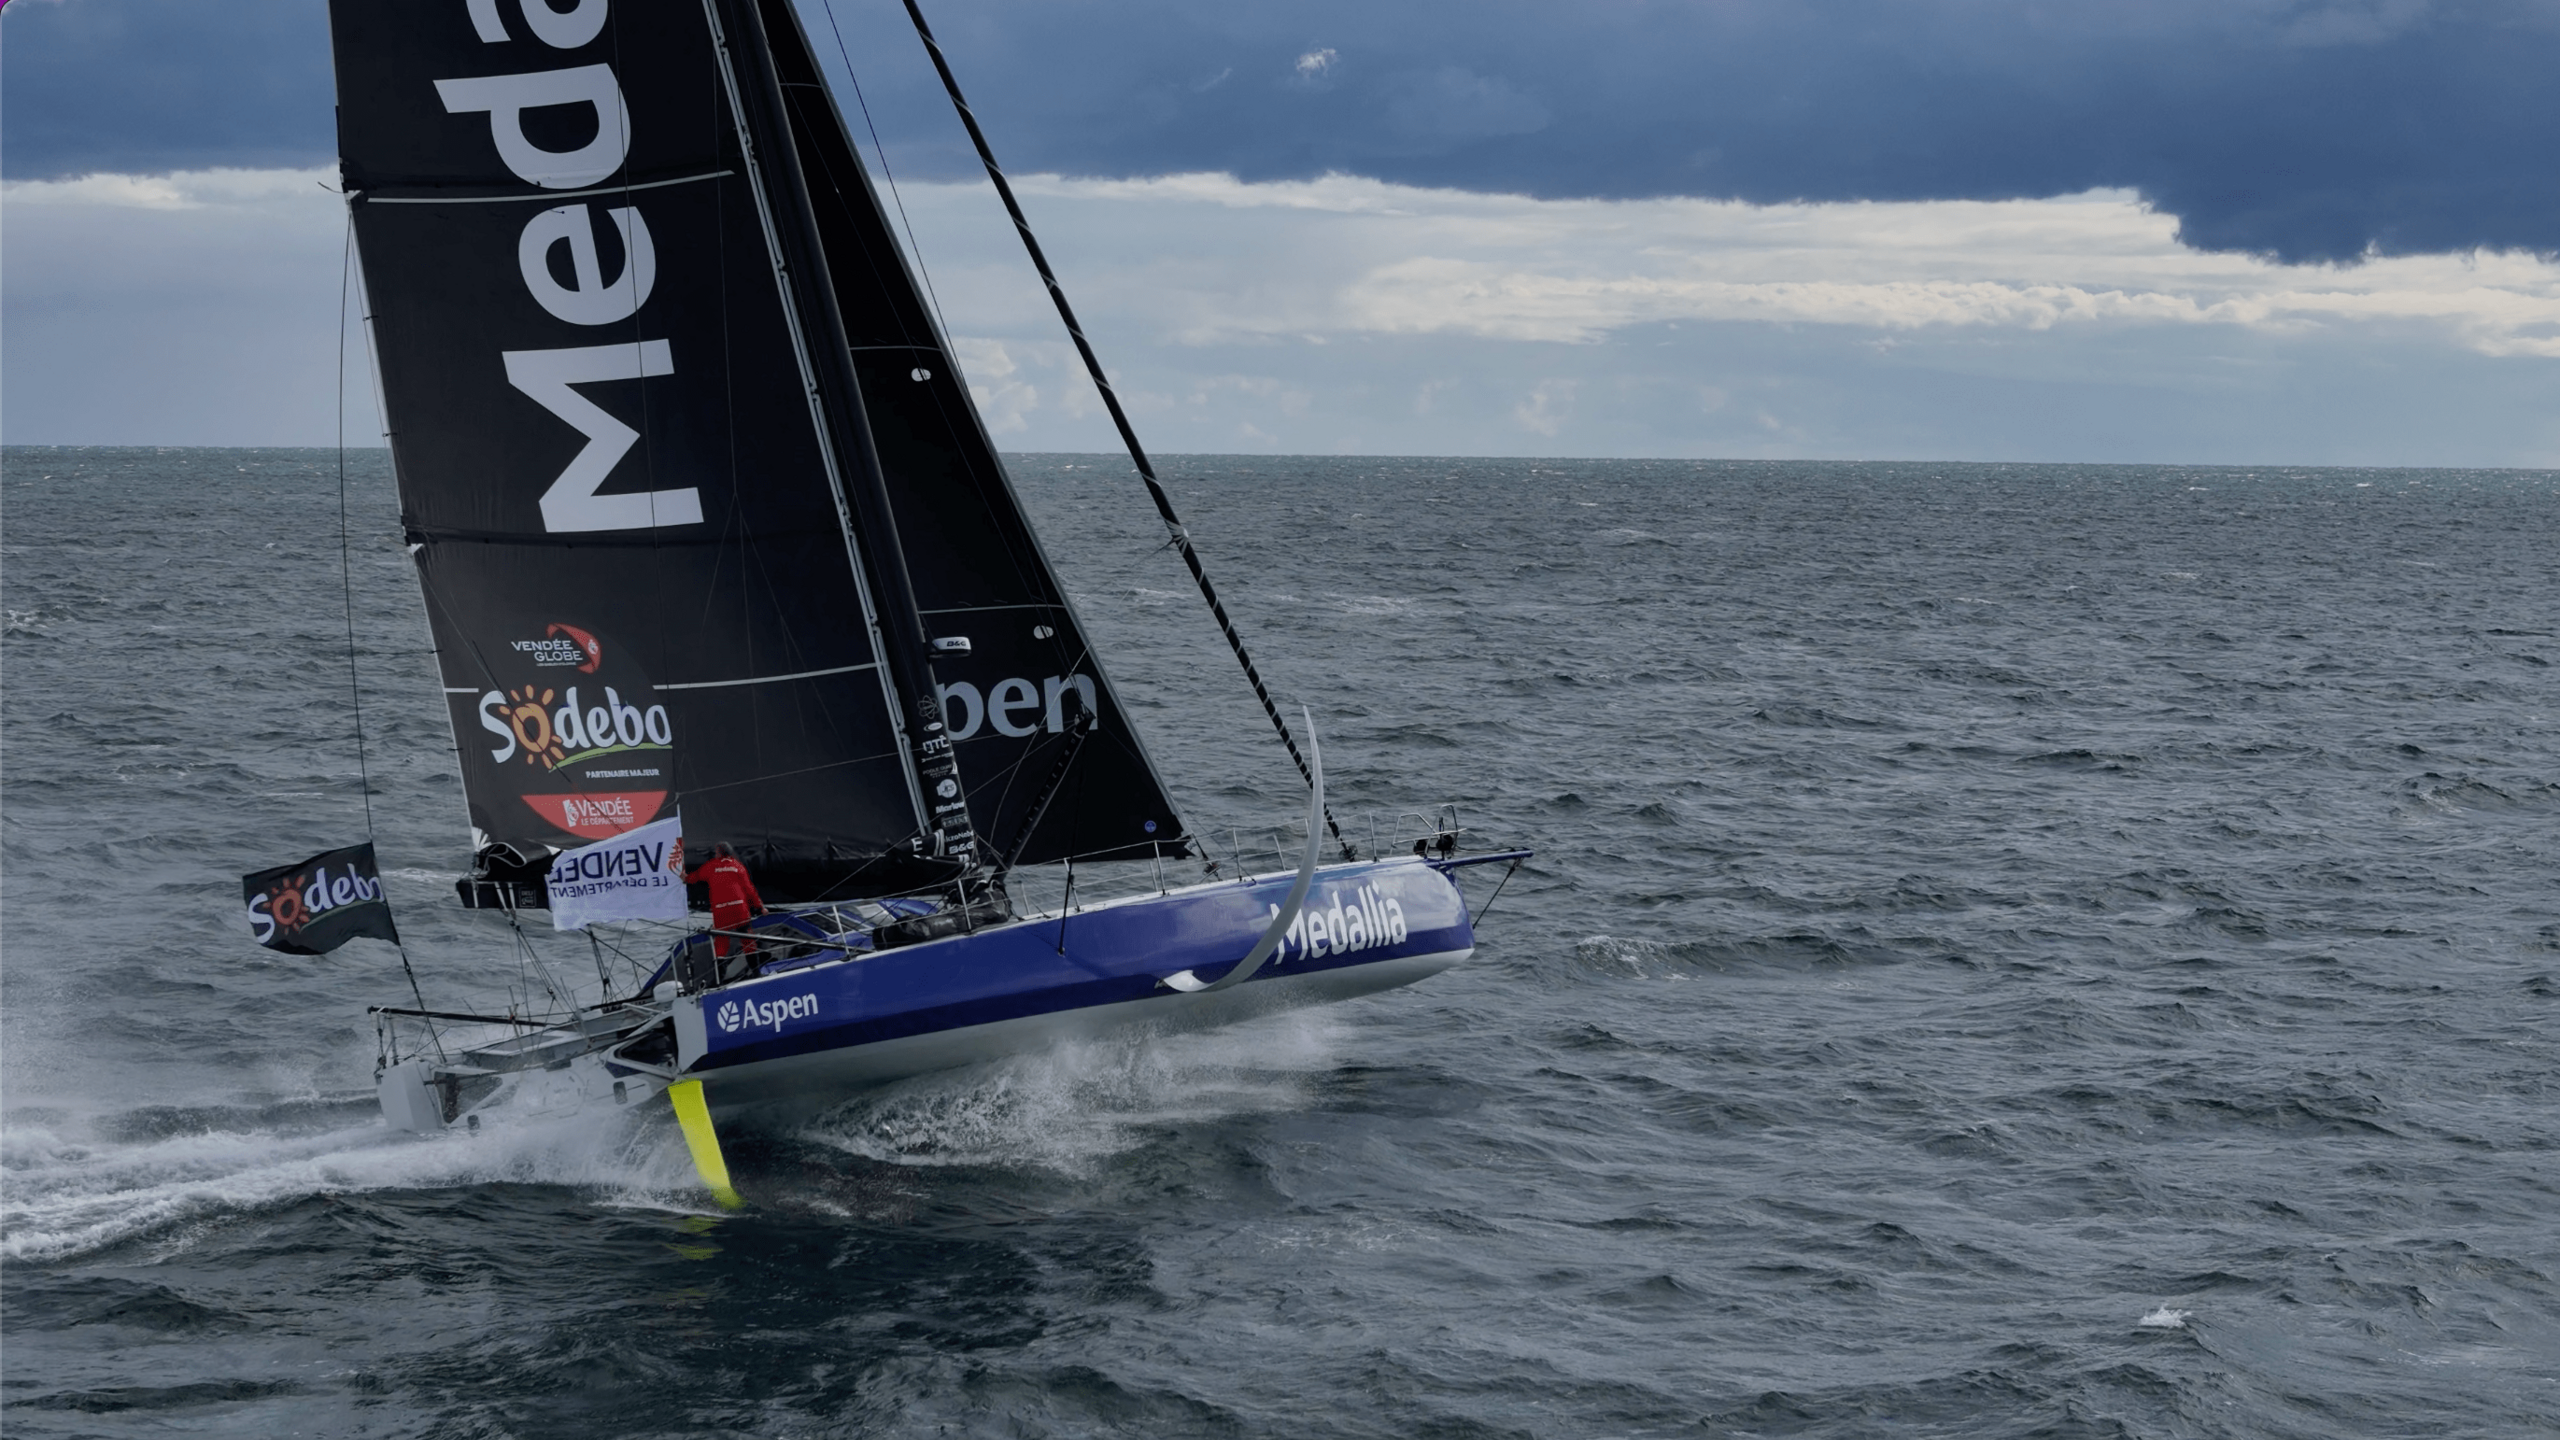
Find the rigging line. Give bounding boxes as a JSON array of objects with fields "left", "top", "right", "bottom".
[
  {"left": 589, "top": 929, "right": 612, "bottom": 992},
  {"left": 1472, "top": 856, "right": 1525, "bottom": 927},
  {"left": 585, "top": 926, "right": 655, "bottom": 989},
  {"left": 899, "top": 0, "right": 1352, "bottom": 858},
  {"left": 341, "top": 219, "right": 506, "bottom": 725},
  {"left": 817, "top": 0, "right": 960, "bottom": 354},
  {"left": 505, "top": 902, "right": 572, "bottom": 1015},
  {"left": 340, "top": 211, "right": 439, "bottom": 1034},
  {"left": 335, "top": 218, "right": 378, "bottom": 841},
  {"left": 675, "top": 752, "right": 887, "bottom": 794}
]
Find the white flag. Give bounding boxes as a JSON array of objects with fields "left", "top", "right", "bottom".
[{"left": 545, "top": 812, "right": 687, "bottom": 930}]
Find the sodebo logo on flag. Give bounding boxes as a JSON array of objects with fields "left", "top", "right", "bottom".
[{"left": 241, "top": 842, "right": 401, "bottom": 956}]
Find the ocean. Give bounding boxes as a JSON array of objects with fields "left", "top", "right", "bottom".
[{"left": 3, "top": 448, "right": 2555, "bottom": 1438}]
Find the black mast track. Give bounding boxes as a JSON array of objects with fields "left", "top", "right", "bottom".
[
  {"left": 707, "top": 0, "right": 981, "bottom": 875},
  {"left": 899, "top": 0, "right": 1354, "bottom": 860}
]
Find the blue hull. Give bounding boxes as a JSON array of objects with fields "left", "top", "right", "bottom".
[{"left": 663, "top": 857, "right": 1473, "bottom": 1120}]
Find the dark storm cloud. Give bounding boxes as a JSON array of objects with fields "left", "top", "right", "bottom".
[
  {"left": 6, "top": 0, "right": 2552, "bottom": 262},
  {"left": 1, "top": 0, "right": 335, "bottom": 176}
]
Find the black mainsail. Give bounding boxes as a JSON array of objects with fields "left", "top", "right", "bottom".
[{"left": 332, "top": 0, "right": 1185, "bottom": 902}]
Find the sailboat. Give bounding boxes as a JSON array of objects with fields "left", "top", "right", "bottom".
[{"left": 334, "top": 0, "right": 1527, "bottom": 1179}]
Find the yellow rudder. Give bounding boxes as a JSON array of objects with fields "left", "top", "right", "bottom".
[{"left": 666, "top": 1078, "right": 743, "bottom": 1210}]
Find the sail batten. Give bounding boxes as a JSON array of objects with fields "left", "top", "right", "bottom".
[
  {"left": 365, "top": 171, "right": 739, "bottom": 204},
  {"left": 655, "top": 662, "right": 883, "bottom": 691}
]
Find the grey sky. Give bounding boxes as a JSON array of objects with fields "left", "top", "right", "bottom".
[{"left": 3, "top": 0, "right": 2553, "bottom": 461}]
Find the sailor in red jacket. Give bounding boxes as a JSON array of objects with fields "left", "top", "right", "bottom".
[{"left": 685, "top": 842, "right": 765, "bottom": 955}]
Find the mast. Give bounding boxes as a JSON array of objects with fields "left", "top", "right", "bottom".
[
  {"left": 900, "top": 0, "right": 1353, "bottom": 859},
  {"left": 704, "top": 0, "right": 979, "bottom": 874}
]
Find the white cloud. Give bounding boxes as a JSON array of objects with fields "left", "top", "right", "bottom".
[
  {"left": 985, "top": 174, "right": 2560, "bottom": 358},
  {"left": 1380, "top": 68, "right": 1549, "bottom": 147},
  {"left": 952, "top": 337, "right": 1036, "bottom": 434},
  {"left": 1512, "top": 379, "right": 1574, "bottom": 437},
  {"left": 2, "top": 167, "right": 336, "bottom": 212},
  {"left": 2, "top": 165, "right": 370, "bottom": 446},
  {"left": 1184, "top": 373, "right": 1313, "bottom": 418},
  {"left": 868, "top": 170, "right": 2559, "bottom": 461},
  {"left": 2279, "top": 0, "right": 2431, "bottom": 47},
  {"left": 7, "top": 165, "right": 2556, "bottom": 463}
]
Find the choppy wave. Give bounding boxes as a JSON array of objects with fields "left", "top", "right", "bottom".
[{"left": 6, "top": 450, "right": 2556, "bottom": 1438}]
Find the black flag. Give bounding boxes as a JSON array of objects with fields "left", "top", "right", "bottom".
[{"left": 243, "top": 843, "right": 401, "bottom": 955}]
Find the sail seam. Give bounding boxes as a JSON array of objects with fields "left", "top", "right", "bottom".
[
  {"left": 367, "top": 170, "right": 736, "bottom": 204},
  {"left": 654, "top": 662, "right": 880, "bottom": 690}
]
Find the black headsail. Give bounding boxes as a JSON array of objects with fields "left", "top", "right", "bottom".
[
  {"left": 331, "top": 0, "right": 1176, "bottom": 899},
  {"left": 757, "top": 0, "right": 1187, "bottom": 866}
]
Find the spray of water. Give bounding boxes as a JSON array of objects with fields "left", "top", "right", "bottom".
[
  {"left": 2, "top": 1010, "right": 1353, "bottom": 1260},
  {"left": 1, "top": 1076, "right": 700, "bottom": 1264},
  {"left": 796, "top": 1011, "right": 1348, "bottom": 1176}
]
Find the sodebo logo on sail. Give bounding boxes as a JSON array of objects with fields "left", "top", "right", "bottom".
[
  {"left": 433, "top": 0, "right": 700, "bottom": 535},
  {"left": 478, "top": 684, "right": 672, "bottom": 765}
]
